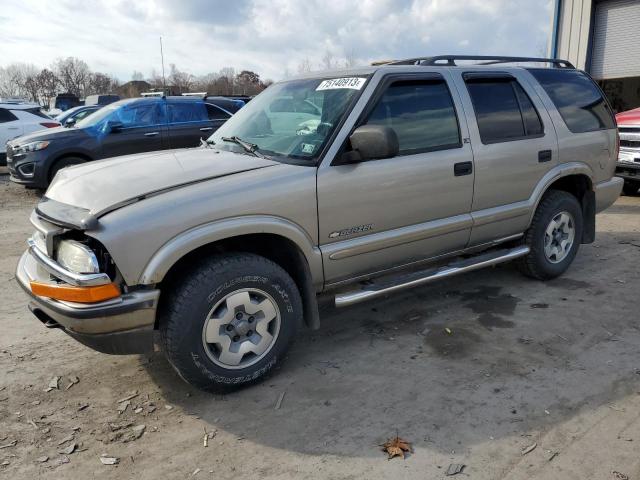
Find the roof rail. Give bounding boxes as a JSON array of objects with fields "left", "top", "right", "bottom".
[
  {"left": 181, "top": 92, "right": 207, "bottom": 98},
  {"left": 140, "top": 91, "right": 165, "bottom": 97},
  {"left": 388, "top": 55, "right": 575, "bottom": 69}
]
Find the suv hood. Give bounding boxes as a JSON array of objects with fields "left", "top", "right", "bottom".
[
  {"left": 43, "top": 148, "right": 279, "bottom": 222},
  {"left": 616, "top": 107, "right": 640, "bottom": 126},
  {"left": 8, "top": 126, "right": 76, "bottom": 145}
]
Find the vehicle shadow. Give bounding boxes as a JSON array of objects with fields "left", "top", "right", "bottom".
[{"left": 140, "top": 228, "right": 640, "bottom": 458}]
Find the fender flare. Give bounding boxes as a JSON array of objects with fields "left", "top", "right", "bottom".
[
  {"left": 526, "top": 161, "right": 595, "bottom": 225},
  {"left": 138, "top": 215, "right": 323, "bottom": 287}
]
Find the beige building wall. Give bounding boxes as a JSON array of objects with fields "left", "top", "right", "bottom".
[{"left": 553, "top": 0, "right": 593, "bottom": 69}]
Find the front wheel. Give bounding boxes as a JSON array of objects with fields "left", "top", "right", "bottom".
[
  {"left": 517, "top": 190, "right": 583, "bottom": 280},
  {"left": 160, "top": 253, "right": 302, "bottom": 392}
]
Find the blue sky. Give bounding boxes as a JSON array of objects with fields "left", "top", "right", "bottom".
[{"left": 0, "top": 0, "right": 554, "bottom": 81}]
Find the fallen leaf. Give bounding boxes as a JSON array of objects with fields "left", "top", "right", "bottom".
[
  {"left": 48, "top": 376, "right": 60, "bottom": 390},
  {"left": 613, "top": 472, "right": 629, "bottom": 480},
  {"left": 57, "top": 434, "right": 74, "bottom": 446},
  {"left": 445, "top": 328, "right": 453, "bottom": 335},
  {"left": 445, "top": 463, "right": 466, "bottom": 476},
  {"left": 521, "top": 442, "right": 537, "bottom": 455},
  {"left": 100, "top": 454, "right": 119, "bottom": 465},
  {"left": 381, "top": 435, "right": 412, "bottom": 460},
  {"left": 59, "top": 443, "right": 77, "bottom": 455},
  {"left": 117, "top": 400, "right": 131, "bottom": 414}
]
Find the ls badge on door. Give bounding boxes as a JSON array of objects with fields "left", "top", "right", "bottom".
[{"left": 329, "top": 224, "right": 373, "bottom": 239}]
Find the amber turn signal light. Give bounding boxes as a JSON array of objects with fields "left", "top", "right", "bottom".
[{"left": 30, "top": 281, "right": 120, "bottom": 303}]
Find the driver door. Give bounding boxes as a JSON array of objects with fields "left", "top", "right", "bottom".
[
  {"left": 317, "top": 74, "right": 475, "bottom": 285},
  {"left": 98, "top": 102, "right": 165, "bottom": 159}
]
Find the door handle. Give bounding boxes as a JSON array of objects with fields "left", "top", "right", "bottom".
[
  {"left": 7, "top": 127, "right": 19, "bottom": 130},
  {"left": 199, "top": 127, "right": 213, "bottom": 132},
  {"left": 144, "top": 131, "right": 159, "bottom": 137},
  {"left": 454, "top": 161, "right": 473, "bottom": 176},
  {"left": 538, "top": 150, "right": 552, "bottom": 162}
]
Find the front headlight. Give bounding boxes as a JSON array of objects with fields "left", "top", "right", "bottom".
[
  {"left": 15, "top": 141, "right": 50, "bottom": 154},
  {"left": 55, "top": 240, "right": 99, "bottom": 274}
]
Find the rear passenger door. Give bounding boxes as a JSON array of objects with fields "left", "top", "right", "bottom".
[
  {"left": 167, "top": 101, "right": 215, "bottom": 149},
  {"left": 317, "top": 73, "right": 475, "bottom": 284},
  {"left": 452, "top": 71, "right": 558, "bottom": 246}
]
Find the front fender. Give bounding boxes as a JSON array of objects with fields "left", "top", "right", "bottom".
[{"left": 138, "top": 215, "right": 324, "bottom": 287}]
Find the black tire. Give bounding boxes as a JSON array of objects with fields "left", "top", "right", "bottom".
[
  {"left": 622, "top": 180, "right": 640, "bottom": 196},
  {"left": 517, "top": 190, "right": 583, "bottom": 280},
  {"left": 48, "top": 156, "right": 85, "bottom": 183},
  {"left": 159, "top": 253, "right": 302, "bottom": 392}
]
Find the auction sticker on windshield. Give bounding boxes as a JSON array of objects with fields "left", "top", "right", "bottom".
[{"left": 316, "top": 77, "right": 366, "bottom": 91}]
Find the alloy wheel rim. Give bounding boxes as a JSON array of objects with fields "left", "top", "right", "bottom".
[
  {"left": 543, "top": 211, "right": 575, "bottom": 264},
  {"left": 202, "top": 288, "right": 281, "bottom": 369}
]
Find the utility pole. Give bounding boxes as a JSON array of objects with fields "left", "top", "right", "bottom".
[{"left": 160, "top": 36, "right": 167, "bottom": 95}]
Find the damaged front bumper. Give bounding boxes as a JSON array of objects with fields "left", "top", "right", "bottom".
[{"left": 16, "top": 245, "right": 160, "bottom": 355}]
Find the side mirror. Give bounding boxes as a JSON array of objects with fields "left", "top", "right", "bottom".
[
  {"left": 339, "top": 125, "right": 399, "bottom": 164},
  {"left": 107, "top": 120, "right": 123, "bottom": 133},
  {"left": 64, "top": 118, "right": 76, "bottom": 127}
]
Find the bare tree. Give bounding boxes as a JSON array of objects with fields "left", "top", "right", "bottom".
[
  {"left": 0, "top": 63, "right": 39, "bottom": 100},
  {"left": 344, "top": 49, "right": 357, "bottom": 68},
  {"left": 35, "top": 69, "right": 58, "bottom": 105},
  {"left": 297, "top": 58, "right": 312, "bottom": 74},
  {"left": 321, "top": 50, "right": 337, "bottom": 70},
  {"left": 131, "top": 71, "right": 144, "bottom": 81},
  {"left": 53, "top": 57, "right": 91, "bottom": 96},
  {"left": 85, "top": 72, "right": 118, "bottom": 95}
]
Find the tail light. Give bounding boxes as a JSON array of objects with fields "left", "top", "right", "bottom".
[{"left": 40, "top": 122, "right": 60, "bottom": 128}]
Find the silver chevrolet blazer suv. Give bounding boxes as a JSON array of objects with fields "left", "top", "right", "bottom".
[{"left": 16, "top": 55, "right": 623, "bottom": 391}]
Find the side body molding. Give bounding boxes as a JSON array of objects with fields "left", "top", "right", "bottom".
[
  {"left": 466, "top": 162, "right": 596, "bottom": 247},
  {"left": 138, "top": 215, "right": 323, "bottom": 288}
]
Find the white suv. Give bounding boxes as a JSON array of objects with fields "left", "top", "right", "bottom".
[{"left": 0, "top": 100, "right": 59, "bottom": 165}]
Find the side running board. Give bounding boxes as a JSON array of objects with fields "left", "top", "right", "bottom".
[{"left": 334, "top": 245, "right": 530, "bottom": 308}]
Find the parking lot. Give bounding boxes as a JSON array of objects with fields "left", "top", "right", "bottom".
[{"left": 0, "top": 169, "right": 639, "bottom": 479}]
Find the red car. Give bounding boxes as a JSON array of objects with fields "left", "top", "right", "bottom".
[{"left": 616, "top": 107, "right": 640, "bottom": 195}]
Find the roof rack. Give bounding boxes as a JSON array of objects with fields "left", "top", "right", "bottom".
[{"left": 387, "top": 55, "right": 575, "bottom": 69}]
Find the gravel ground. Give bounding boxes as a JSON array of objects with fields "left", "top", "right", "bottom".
[{"left": 1, "top": 168, "right": 639, "bottom": 479}]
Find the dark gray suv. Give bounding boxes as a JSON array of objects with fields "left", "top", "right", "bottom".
[{"left": 6, "top": 96, "right": 235, "bottom": 189}]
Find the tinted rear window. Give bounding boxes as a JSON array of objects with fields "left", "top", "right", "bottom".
[
  {"left": 529, "top": 69, "right": 615, "bottom": 133},
  {"left": 465, "top": 78, "right": 543, "bottom": 143},
  {"left": 25, "top": 108, "right": 51, "bottom": 119},
  {"left": 0, "top": 108, "right": 18, "bottom": 123},
  {"left": 168, "top": 102, "right": 207, "bottom": 123}
]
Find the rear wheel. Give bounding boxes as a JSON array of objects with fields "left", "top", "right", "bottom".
[
  {"left": 48, "top": 156, "right": 85, "bottom": 184},
  {"left": 622, "top": 180, "right": 640, "bottom": 196},
  {"left": 160, "top": 253, "right": 302, "bottom": 392},
  {"left": 517, "top": 190, "right": 583, "bottom": 280}
]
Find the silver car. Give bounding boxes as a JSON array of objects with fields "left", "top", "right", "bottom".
[{"left": 16, "top": 55, "right": 623, "bottom": 391}]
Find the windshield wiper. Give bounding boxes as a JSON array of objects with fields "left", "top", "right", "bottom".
[
  {"left": 200, "top": 138, "right": 215, "bottom": 149},
  {"left": 221, "top": 136, "right": 266, "bottom": 158}
]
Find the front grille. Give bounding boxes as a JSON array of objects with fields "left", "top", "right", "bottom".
[
  {"left": 620, "top": 140, "right": 640, "bottom": 149},
  {"left": 620, "top": 127, "right": 640, "bottom": 133}
]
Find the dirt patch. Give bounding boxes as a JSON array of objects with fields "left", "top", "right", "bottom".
[
  {"left": 423, "top": 326, "right": 482, "bottom": 358},
  {"left": 461, "top": 285, "right": 519, "bottom": 330}
]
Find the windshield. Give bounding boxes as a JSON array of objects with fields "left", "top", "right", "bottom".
[
  {"left": 74, "top": 102, "right": 122, "bottom": 128},
  {"left": 208, "top": 76, "right": 369, "bottom": 162}
]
